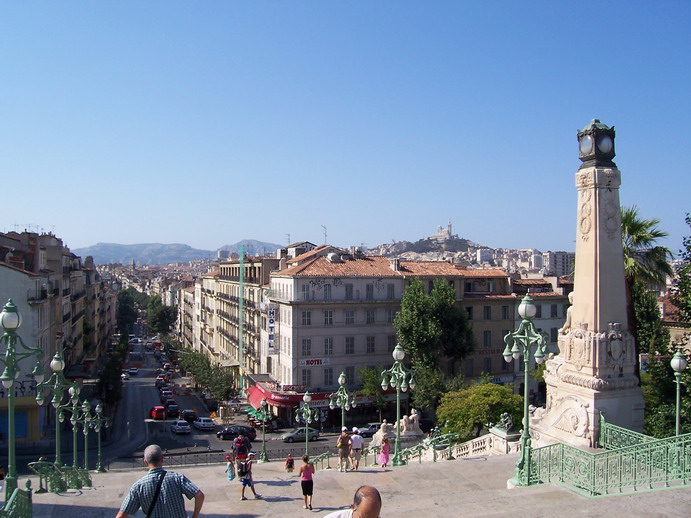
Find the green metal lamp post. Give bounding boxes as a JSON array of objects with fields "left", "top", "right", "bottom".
[
  {"left": 36, "top": 351, "right": 71, "bottom": 468},
  {"left": 256, "top": 398, "right": 271, "bottom": 462},
  {"left": 329, "top": 371, "right": 356, "bottom": 431},
  {"left": 92, "top": 402, "right": 110, "bottom": 472},
  {"left": 67, "top": 383, "right": 83, "bottom": 470},
  {"left": 295, "top": 391, "right": 319, "bottom": 456},
  {"left": 671, "top": 349, "right": 688, "bottom": 436},
  {"left": 0, "top": 299, "right": 45, "bottom": 500},
  {"left": 380, "top": 344, "right": 416, "bottom": 467},
  {"left": 502, "top": 294, "right": 549, "bottom": 487},
  {"left": 80, "top": 400, "right": 93, "bottom": 470}
]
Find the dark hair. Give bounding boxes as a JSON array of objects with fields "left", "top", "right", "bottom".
[{"left": 302, "top": 454, "right": 310, "bottom": 463}]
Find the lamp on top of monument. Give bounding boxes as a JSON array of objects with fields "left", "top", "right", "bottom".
[{"left": 577, "top": 118, "right": 616, "bottom": 168}]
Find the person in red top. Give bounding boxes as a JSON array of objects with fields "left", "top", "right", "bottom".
[{"left": 298, "top": 454, "right": 315, "bottom": 510}]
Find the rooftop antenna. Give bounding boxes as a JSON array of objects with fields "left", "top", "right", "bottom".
[
  {"left": 286, "top": 234, "right": 291, "bottom": 245},
  {"left": 321, "top": 225, "right": 327, "bottom": 245}
]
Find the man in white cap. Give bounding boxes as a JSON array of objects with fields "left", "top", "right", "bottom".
[
  {"left": 336, "top": 427, "right": 352, "bottom": 472},
  {"left": 349, "top": 427, "right": 364, "bottom": 471},
  {"left": 239, "top": 451, "right": 262, "bottom": 500}
]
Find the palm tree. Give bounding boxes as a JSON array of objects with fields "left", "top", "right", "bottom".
[{"left": 621, "top": 206, "right": 674, "bottom": 380}]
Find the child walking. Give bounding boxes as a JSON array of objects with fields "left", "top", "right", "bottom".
[
  {"left": 378, "top": 437, "right": 390, "bottom": 468},
  {"left": 239, "top": 452, "right": 262, "bottom": 500},
  {"left": 298, "top": 454, "right": 315, "bottom": 510},
  {"left": 224, "top": 454, "right": 236, "bottom": 481},
  {"left": 285, "top": 453, "right": 295, "bottom": 473}
]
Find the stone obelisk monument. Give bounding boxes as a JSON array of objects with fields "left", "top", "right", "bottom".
[{"left": 532, "top": 119, "right": 644, "bottom": 449}]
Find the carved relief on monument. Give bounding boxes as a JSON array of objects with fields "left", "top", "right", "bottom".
[
  {"left": 579, "top": 189, "right": 592, "bottom": 241},
  {"left": 568, "top": 323, "right": 591, "bottom": 371},
  {"left": 604, "top": 323, "right": 628, "bottom": 377},
  {"left": 549, "top": 395, "right": 591, "bottom": 444},
  {"left": 603, "top": 189, "right": 620, "bottom": 241}
]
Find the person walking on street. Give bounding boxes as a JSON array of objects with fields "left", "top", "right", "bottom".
[
  {"left": 298, "top": 454, "right": 315, "bottom": 510},
  {"left": 378, "top": 437, "right": 390, "bottom": 468},
  {"left": 239, "top": 452, "right": 262, "bottom": 501},
  {"left": 336, "top": 427, "right": 351, "bottom": 472},
  {"left": 285, "top": 453, "right": 295, "bottom": 473},
  {"left": 323, "top": 485, "right": 382, "bottom": 518},
  {"left": 116, "top": 444, "right": 204, "bottom": 518},
  {"left": 224, "top": 455, "right": 235, "bottom": 481},
  {"left": 349, "top": 427, "right": 364, "bottom": 471}
]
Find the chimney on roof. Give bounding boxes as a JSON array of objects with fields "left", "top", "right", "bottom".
[{"left": 389, "top": 258, "right": 400, "bottom": 272}]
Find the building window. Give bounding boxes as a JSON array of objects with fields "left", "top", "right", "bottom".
[
  {"left": 366, "top": 309, "right": 376, "bottom": 324},
  {"left": 483, "top": 357, "right": 492, "bottom": 374},
  {"left": 386, "top": 308, "right": 396, "bottom": 323},
  {"left": 345, "top": 309, "right": 355, "bottom": 325},
  {"left": 366, "top": 284, "right": 374, "bottom": 300},
  {"left": 301, "top": 338, "right": 311, "bottom": 356},
  {"left": 324, "top": 367, "right": 333, "bottom": 386},
  {"left": 501, "top": 305, "right": 509, "bottom": 320},
  {"left": 324, "top": 310, "right": 333, "bottom": 325},
  {"left": 301, "top": 285, "right": 309, "bottom": 301},
  {"left": 387, "top": 284, "right": 395, "bottom": 299},
  {"left": 483, "top": 306, "right": 492, "bottom": 320},
  {"left": 324, "top": 284, "right": 332, "bottom": 301},
  {"left": 324, "top": 337, "right": 333, "bottom": 355},
  {"left": 301, "top": 311, "right": 311, "bottom": 326},
  {"left": 302, "top": 369, "right": 312, "bottom": 387},
  {"left": 345, "top": 366, "right": 355, "bottom": 386},
  {"left": 535, "top": 304, "right": 542, "bottom": 318},
  {"left": 345, "top": 284, "right": 353, "bottom": 300},
  {"left": 550, "top": 304, "right": 558, "bottom": 318},
  {"left": 501, "top": 358, "right": 509, "bottom": 372},
  {"left": 465, "top": 282, "right": 473, "bottom": 293},
  {"left": 466, "top": 307, "right": 473, "bottom": 320},
  {"left": 366, "top": 336, "right": 375, "bottom": 354},
  {"left": 483, "top": 330, "right": 492, "bottom": 347},
  {"left": 345, "top": 337, "right": 355, "bottom": 355},
  {"left": 387, "top": 335, "right": 396, "bottom": 352},
  {"left": 464, "top": 358, "right": 474, "bottom": 378}
]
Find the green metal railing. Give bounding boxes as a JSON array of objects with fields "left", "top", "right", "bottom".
[
  {"left": 0, "top": 481, "right": 33, "bottom": 518},
  {"left": 531, "top": 424, "right": 691, "bottom": 497},
  {"left": 599, "top": 416, "right": 656, "bottom": 450}
]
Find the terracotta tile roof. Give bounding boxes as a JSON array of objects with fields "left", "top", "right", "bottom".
[
  {"left": 286, "top": 245, "right": 336, "bottom": 265},
  {"left": 455, "top": 268, "right": 509, "bottom": 278},
  {"left": 525, "top": 291, "right": 564, "bottom": 298},
  {"left": 513, "top": 279, "right": 551, "bottom": 285},
  {"left": 275, "top": 256, "right": 464, "bottom": 278}
]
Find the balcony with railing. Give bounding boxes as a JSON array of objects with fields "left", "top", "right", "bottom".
[{"left": 27, "top": 288, "right": 48, "bottom": 303}]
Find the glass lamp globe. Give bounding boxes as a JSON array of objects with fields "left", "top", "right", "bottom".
[
  {"left": 303, "top": 392, "right": 311, "bottom": 403},
  {"left": 671, "top": 350, "right": 688, "bottom": 373},
  {"left": 518, "top": 295, "right": 537, "bottom": 320},
  {"left": 0, "top": 299, "right": 22, "bottom": 331},
  {"left": 338, "top": 372, "right": 346, "bottom": 386},
  {"left": 50, "top": 354, "right": 65, "bottom": 373},
  {"left": 393, "top": 345, "right": 405, "bottom": 362}
]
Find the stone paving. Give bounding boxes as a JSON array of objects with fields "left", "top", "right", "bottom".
[{"left": 25, "top": 451, "right": 691, "bottom": 517}]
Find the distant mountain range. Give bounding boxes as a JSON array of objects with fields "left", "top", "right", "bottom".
[{"left": 73, "top": 239, "right": 282, "bottom": 265}]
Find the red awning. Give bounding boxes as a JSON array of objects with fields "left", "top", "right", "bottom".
[
  {"left": 247, "top": 383, "right": 330, "bottom": 409},
  {"left": 246, "top": 385, "right": 266, "bottom": 410}
]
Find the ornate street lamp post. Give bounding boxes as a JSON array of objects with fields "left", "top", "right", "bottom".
[
  {"left": 295, "top": 391, "right": 319, "bottom": 456},
  {"left": 0, "top": 299, "right": 45, "bottom": 499},
  {"left": 36, "top": 351, "right": 71, "bottom": 468},
  {"left": 329, "top": 372, "right": 356, "bottom": 431},
  {"left": 502, "top": 294, "right": 549, "bottom": 487},
  {"left": 256, "top": 398, "right": 271, "bottom": 462},
  {"left": 68, "top": 383, "right": 83, "bottom": 471},
  {"left": 92, "top": 403, "right": 110, "bottom": 472},
  {"left": 80, "top": 400, "right": 93, "bottom": 470},
  {"left": 380, "top": 344, "right": 415, "bottom": 467},
  {"left": 671, "top": 349, "right": 688, "bottom": 436}
]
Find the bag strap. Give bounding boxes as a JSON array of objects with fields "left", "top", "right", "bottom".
[{"left": 146, "top": 470, "right": 167, "bottom": 518}]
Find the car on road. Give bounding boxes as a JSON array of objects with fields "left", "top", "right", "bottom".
[
  {"left": 160, "top": 390, "right": 173, "bottom": 402},
  {"left": 356, "top": 423, "right": 381, "bottom": 438},
  {"left": 192, "top": 417, "right": 217, "bottom": 431},
  {"left": 166, "top": 405, "right": 180, "bottom": 418},
  {"left": 127, "top": 367, "right": 139, "bottom": 375},
  {"left": 171, "top": 420, "right": 191, "bottom": 434},
  {"left": 281, "top": 427, "right": 320, "bottom": 443},
  {"left": 163, "top": 398, "right": 177, "bottom": 408},
  {"left": 181, "top": 409, "right": 198, "bottom": 423},
  {"left": 120, "top": 372, "right": 130, "bottom": 380},
  {"left": 216, "top": 425, "right": 257, "bottom": 441},
  {"left": 150, "top": 406, "right": 166, "bottom": 420}
]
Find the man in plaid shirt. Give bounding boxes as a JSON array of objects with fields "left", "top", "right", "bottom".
[{"left": 116, "top": 444, "right": 204, "bottom": 518}]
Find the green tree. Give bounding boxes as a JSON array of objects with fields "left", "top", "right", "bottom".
[
  {"left": 116, "top": 290, "right": 137, "bottom": 332},
  {"left": 358, "top": 367, "right": 388, "bottom": 421},
  {"left": 671, "top": 214, "right": 691, "bottom": 323},
  {"left": 436, "top": 380, "right": 522, "bottom": 441},
  {"left": 148, "top": 295, "right": 177, "bottom": 335}
]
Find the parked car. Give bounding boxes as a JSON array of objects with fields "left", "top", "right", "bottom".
[
  {"left": 150, "top": 406, "right": 166, "bottom": 420},
  {"left": 120, "top": 372, "right": 130, "bottom": 380},
  {"left": 181, "top": 409, "right": 198, "bottom": 423},
  {"left": 163, "top": 398, "right": 177, "bottom": 408},
  {"left": 192, "top": 417, "right": 217, "bottom": 431},
  {"left": 216, "top": 425, "right": 257, "bottom": 441},
  {"left": 357, "top": 423, "right": 381, "bottom": 438},
  {"left": 171, "top": 420, "right": 191, "bottom": 434},
  {"left": 166, "top": 405, "right": 180, "bottom": 418},
  {"left": 127, "top": 367, "right": 139, "bottom": 375},
  {"left": 160, "top": 390, "right": 173, "bottom": 402},
  {"left": 281, "top": 427, "right": 319, "bottom": 443}
]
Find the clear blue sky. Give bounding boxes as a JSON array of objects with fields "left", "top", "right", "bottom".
[{"left": 2, "top": 2, "right": 689, "bottom": 255}]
